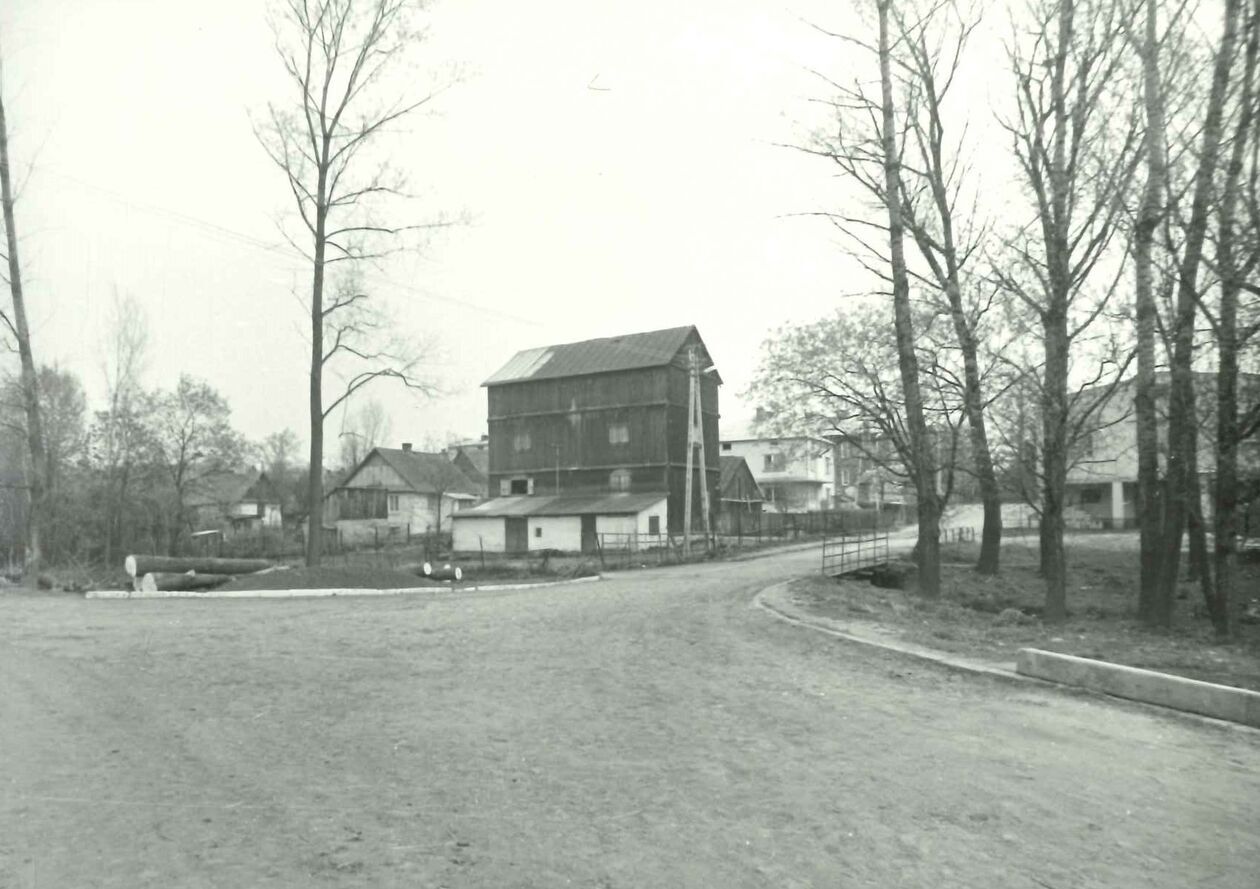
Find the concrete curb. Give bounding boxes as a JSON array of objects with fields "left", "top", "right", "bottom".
[
  {"left": 754, "top": 579, "right": 1260, "bottom": 732},
  {"left": 85, "top": 574, "right": 603, "bottom": 600},
  {"left": 753, "top": 581, "right": 1022, "bottom": 682},
  {"left": 1016, "top": 648, "right": 1260, "bottom": 729}
]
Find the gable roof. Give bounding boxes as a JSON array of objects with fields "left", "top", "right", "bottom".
[
  {"left": 719, "top": 456, "right": 764, "bottom": 501},
  {"left": 341, "top": 448, "right": 481, "bottom": 498},
  {"left": 451, "top": 444, "right": 489, "bottom": 483},
  {"left": 187, "top": 471, "right": 279, "bottom": 508},
  {"left": 483, "top": 325, "right": 721, "bottom": 386},
  {"left": 453, "top": 492, "right": 668, "bottom": 518}
]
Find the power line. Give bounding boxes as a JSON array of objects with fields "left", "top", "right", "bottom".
[{"left": 32, "top": 165, "right": 542, "bottom": 328}]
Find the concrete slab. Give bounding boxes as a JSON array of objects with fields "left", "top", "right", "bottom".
[{"left": 1016, "top": 648, "right": 1260, "bottom": 729}]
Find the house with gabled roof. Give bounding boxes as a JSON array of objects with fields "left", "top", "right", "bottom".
[
  {"left": 325, "top": 443, "right": 481, "bottom": 544},
  {"left": 188, "top": 470, "right": 283, "bottom": 537},
  {"left": 454, "top": 325, "right": 721, "bottom": 551}
]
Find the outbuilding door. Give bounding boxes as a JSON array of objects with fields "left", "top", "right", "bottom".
[
  {"left": 580, "top": 515, "right": 598, "bottom": 554},
  {"left": 505, "top": 518, "right": 528, "bottom": 554}
]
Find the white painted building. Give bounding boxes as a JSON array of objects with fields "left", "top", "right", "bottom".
[
  {"left": 326, "top": 445, "right": 481, "bottom": 544},
  {"left": 718, "top": 431, "right": 834, "bottom": 512},
  {"left": 452, "top": 492, "right": 669, "bottom": 554}
]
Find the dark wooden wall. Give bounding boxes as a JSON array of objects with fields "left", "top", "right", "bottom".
[{"left": 486, "top": 346, "right": 721, "bottom": 532}]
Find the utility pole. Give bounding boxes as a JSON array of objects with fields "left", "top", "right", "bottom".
[
  {"left": 684, "top": 348, "right": 695, "bottom": 552},
  {"left": 683, "top": 346, "right": 713, "bottom": 553}
]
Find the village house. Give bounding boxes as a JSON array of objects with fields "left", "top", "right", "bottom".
[
  {"left": 325, "top": 444, "right": 481, "bottom": 545},
  {"left": 452, "top": 325, "right": 720, "bottom": 553},
  {"left": 447, "top": 436, "right": 490, "bottom": 499},
  {"left": 829, "top": 429, "right": 914, "bottom": 514},
  {"left": 1064, "top": 372, "right": 1260, "bottom": 529},
  {"left": 719, "top": 429, "right": 833, "bottom": 512},
  {"left": 187, "top": 470, "right": 283, "bottom": 537}
]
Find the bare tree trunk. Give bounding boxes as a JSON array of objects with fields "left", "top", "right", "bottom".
[
  {"left": 307, "top": 238, "right": 325, "bottom": 567},
  {"left": 1157, "top": 0, "right": 1241, "bottom": 627},
  {"left": 0, "top": 57, "right": 48, "bottom": 574},
  {"left": 878, "top": 0, "right": 940, "bottom": 596},
  {"left": 1133, "top": 0, "right": 1166, "bottom": 621},
  {"left": 954, "top": 314, "right": 1001, "bottom": 574},
  {"left": 1042, "top": 312, "right": 1070, "bottom": 621},
  {"left": 1210, "top": 0, "right": 1259, "bottom": 638}
]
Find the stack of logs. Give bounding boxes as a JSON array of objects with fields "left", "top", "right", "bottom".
[{"left": 124, "top": 555, "right": 276, "bottom": 593}]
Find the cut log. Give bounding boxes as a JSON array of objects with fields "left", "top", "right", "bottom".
[
  {"left": 429, "top": 564, "right": 462, "bottom": 582},
  {"left": 125, "top": 555, "right": 272, "bottom": 578},
  {"left": 139, "top": 572, "right": 232, "bottom": 593}
]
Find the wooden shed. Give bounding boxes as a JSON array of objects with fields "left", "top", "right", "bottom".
[{"left": 482, "top": 326, "right": 720, "bottom": 533}]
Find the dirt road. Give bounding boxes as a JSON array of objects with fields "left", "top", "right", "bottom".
[{"left": 2, "top": 548, "right": 1257, "bottom": 888}]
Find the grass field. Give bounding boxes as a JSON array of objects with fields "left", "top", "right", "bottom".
[{"left": 790, "top": 534, "right": 1260, "bottom": 691}]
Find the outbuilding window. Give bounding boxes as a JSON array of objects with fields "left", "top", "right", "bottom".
[
  {"left": 388, "top": 494, "right": 400, "bottom": 511},
  {"left": 648, "top": 516, "right": 660, "bottom": 534},
  {"left": 534, "top": 526, "right": 542, "bottom": 538}
]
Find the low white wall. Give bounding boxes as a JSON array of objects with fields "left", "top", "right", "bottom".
[
  {"left": 635, "top": 499, "right": 668, "bottom": 535},
  {"left": 529, "top": 516, "right": 582, "bottom": 551},
  {"left": 453, "top": 517, "right": 506, "bottom": 552}
]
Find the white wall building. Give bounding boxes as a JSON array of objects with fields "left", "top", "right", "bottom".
[
  {"left": 718, "top": 432, "right": 834, "bottom": 512},
  {"left": 452, "top": 492, "right": 668, "bottom": 554}
]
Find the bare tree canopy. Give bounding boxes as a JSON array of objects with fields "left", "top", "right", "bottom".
[{"left": 256, "top": 0, "right": 452, "bottom": 566}]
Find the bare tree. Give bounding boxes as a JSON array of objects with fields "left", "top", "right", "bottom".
[
  {"left": 993, "top": 0, "right": 1141, "bottom": 621},
  {"left": 1127, "top": 0, "right": 1173, "bottom": 620},
  {"left": 1156, "top": 0, "right": 1244, "bottom": 627},
  {"left": 891, "top": 2, "right": 1006, "bottom": 574},
  {"left": 96, "top": 292, "right": 150, "bottom": 565},
  {"left": 338, "top": 395, "right": 392, "bottom": 468},
  {"left": 1203, "top": 0, "right": 1260, "bottom": 636},
  {"left": 750, "top": 303, "right": 970, "bottom": 538},
  {"left": 257, "top": 0, "right": 450, "bottom": 566},
  {"left": 801, "top": 0, "right": 944, "bottom": 594},
  {"left": 0, "top": 46, "right": 49, "bottom": 572},
  {"left": 149, "top": 376, "right": 247, "bottom": 553}
]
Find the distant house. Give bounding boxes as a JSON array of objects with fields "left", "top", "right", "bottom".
[
  {"left": 448, "top": 437, "right": 490, "bottom": 498},
  {"left": 719, "top": 430, "right": 833, "bottom": 512},
  {"left": 188, "top": 471, "right": 283, "bottom": 537},
  {"left": 718, "top": 455, "right": 763, "bottom": 517},
  {"left": 453, "top": 492, "right": 668, "bottom": 554},
  {"left": 1064, "top": 372, "right": 1260, "bottom": 529},
  {"left": 829, "top": 429, "right": 914, "bottom": 512},
  {"left": 325, "top": 443, "right": 481, "bottom": 544},
  {"left": 473, "top": 325, "right": 721, "bottom": 534}
]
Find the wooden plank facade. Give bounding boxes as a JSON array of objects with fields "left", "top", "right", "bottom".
[{"left": 484, "top": 327, "right": 720, "bottom": 533}]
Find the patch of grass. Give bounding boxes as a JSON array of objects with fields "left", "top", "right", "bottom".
[{"left": 791, "top": 536, "right": 1260, "bottom": 692}]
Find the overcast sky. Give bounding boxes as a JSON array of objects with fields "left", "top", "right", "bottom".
[{"left": 0, "top": 0, "right": 996, "bottom": 452}]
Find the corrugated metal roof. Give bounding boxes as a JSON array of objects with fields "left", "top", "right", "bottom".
[
  {"left": 483, "top": 326, "right": 718, "bottom": 385},
  {"left": 453, "top": 492, "right": 668, "bottom": 518}
]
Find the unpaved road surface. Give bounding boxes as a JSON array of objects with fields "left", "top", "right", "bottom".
[{"left": 2, "top": 548, "right": 1258, "bottom": 888}]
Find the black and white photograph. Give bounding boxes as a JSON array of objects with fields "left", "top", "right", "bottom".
[{"left": 0, "top": 0, "right": 1258, "bottom": 885}]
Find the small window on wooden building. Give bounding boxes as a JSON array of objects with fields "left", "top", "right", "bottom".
[
  {"left": 513, "top": 431, "right": 532, "bottom": 451},
  {"left": 509, "top": 477, "right": 531, "bottom": 495},
  {"left": 608, "top": 423, "right": 629, "bottom": 445},
  {"left": 610, "top": 469, "right": 631, "bottom": 491}
]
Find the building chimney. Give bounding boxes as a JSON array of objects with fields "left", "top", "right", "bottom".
[{"left": 401, "top": 442, "right": 413, "bottom": 453}]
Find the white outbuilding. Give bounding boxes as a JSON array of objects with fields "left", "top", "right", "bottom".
[{"left": 452, "top": 492, "right": 669, "bottom": 554}]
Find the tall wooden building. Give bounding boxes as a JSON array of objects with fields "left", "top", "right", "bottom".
[{"left": 482, "top": 326, "right": 721, "bottom": 533}]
